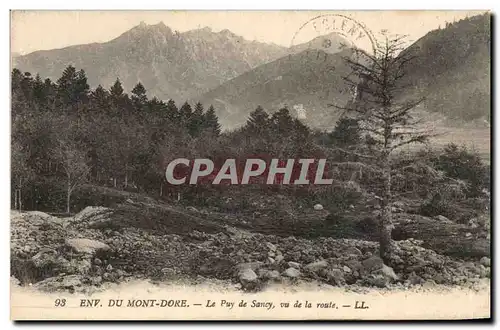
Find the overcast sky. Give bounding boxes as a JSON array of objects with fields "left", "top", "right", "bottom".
[{"left": 11, "top": 10, "right": 487, "bottom": 55}]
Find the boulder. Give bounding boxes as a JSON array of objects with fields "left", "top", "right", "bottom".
[
  {"left": 33, "top": 275, "right": 83, "bottom": 293},
  {"left": 435, "top": 215, "right": 453, "bottom": 224},
  {"left": 238, "top": 268, "right": 258, "bottom": 288},
  {"left": 10, "top": 276, "right": 20, "bottom": 286},
  {"left": 480, "top": 257, "right": 491, "bottom": 267},
  {"left": 327, "top": 268, "right": 345, "bottom": 285},
  {"left": 266, "top": 242, "right": 277, "bottom": 252},
  {"left": 362, "top": 255, "right": 384, "bottom": 272},
  {"left": 65, "top": 238, "right": 111, "bottom": 255},
  {"left": 235, "top": 261, "right": 264, "bottom": 272},
  {"left": 283, "top": 267, "right": 301, "bottom": 278},
  {"left": 260, "top": 270, "right": 281, "bottom": 281},
  {"left": 313, "top": 204, "right": 324, "bottom": 211},
  {"left": 367, "top": 274, "right": 389, "bottom": 288},
  {"left": 373, "top": 264, "right": 399, "bottom": 282},
  {"left": 305, "top": 260, "right": 328, "bottom": 273},
  {"left": 344, "top": 246, "right": 362, "bottom": 256}
]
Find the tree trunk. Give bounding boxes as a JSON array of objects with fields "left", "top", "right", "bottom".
[
  {"left": 113, "top": 177, "right": 117, "bottom": 188},
  {"left": 124, "top": 173, "right": 128, "bottom": 189},
  {"left": 66, "top": 184, "right": 71, "bottom": 214},
  {"left": 379, "top": 156, "right": 394, "bottom": 264},
  {"left": 14, "top": 189, "right": 18, "bottom": 210},
  {"left": 160, "top": 183, "right": 163, "bottom": 197},
  {"left": 18, "top": 178, "right": 22, "bottom": 212}
]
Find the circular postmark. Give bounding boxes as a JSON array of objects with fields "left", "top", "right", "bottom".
[
  {"left": 291, "top": 14, "right": 376, "bottom": 57},
  {"left": 288, "top": 14, "right": 377, "bottom": 118}
]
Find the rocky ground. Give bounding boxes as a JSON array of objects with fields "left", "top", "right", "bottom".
[{"left": 10, "top": 200, "right": 491, "bottom": 295}]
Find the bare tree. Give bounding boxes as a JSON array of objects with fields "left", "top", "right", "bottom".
[
  {"left": 11, "top": 140, "right": 33, "bottom": 212},
  {"left": 53, "top": 138, "right": 90, "bottom": 214},
  {"left": 330, "top": 32, "right": 435, "bottom": 264}
]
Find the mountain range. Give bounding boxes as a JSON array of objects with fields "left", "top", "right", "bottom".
[{"left": 13, "top": 14, "right": 491, "bottom": 130}]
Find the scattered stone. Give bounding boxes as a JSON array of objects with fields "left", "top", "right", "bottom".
[
  {"left": 288, "top": 261, "right": 301, "bottom": 269},
  {"left": 327, "top": 268, "right": 345, "bottom": 285},
  {"left": 407, "top": 272, "right": 425, "bottom": 285},
  {"left": 373, "top": 264, "right": 399, "bottom": 282},
  {"left": 313, "top": 204, "right": 324, "bottom": 211},
  {"left": 344, "top": 246, "right": 362, "bottom": 256},
  {"left": 305, "top": 260, "right": 328, "bottom": 273},
  {"left": 435, "top": 215, "right": 453, "bottom": 223},
  {"left": 238, "top": 268, "right": 258, "bottom": 288},
  {"left": 235, "top": 261, "right": 264, "bottom": 272},
  {"left": 266, "top": 242, "right": 277, "bottom": 251},
  {"left": 65, "top": 238, "right": 110, "bottom": 255},
  {"left": 480, "top": 257, "right": 491, "bottom": 267},
  {"left": 343, "top": 265, "right": 352, "bottom": 273},
  {"left": 362, "top": 255, "right": 384, "bottom": 272},
  {"left": 283, "top": 267, "right": 301, "bottom": 278}
]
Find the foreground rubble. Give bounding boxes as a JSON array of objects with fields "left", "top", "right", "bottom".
[{"left": 10, "top": 206, "right": 491, "bottom": 294}]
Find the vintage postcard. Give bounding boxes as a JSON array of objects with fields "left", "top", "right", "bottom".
[{"left": 10, "top": 10, "right": 491, "bottom": 320}]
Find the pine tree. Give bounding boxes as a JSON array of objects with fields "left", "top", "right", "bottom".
[
  {"left": 331, "top": 32, "right": 434, "bottom": 264},
  {"left": 330, "top": 118, "right": 361, "bottom": 147},
  {"left": 179, "top": 101, "right": 193, "bottom": 126},
  {"left": 203, "top": 105, "right": 221, "bottom": 136},
  {"left": 246, "top": 105, "right": 269, "bottom": 132},
  {"left": 188, "top": 102, "right": 204, "bottom": 137},
  {"left": 110, "top": 78, "right": 124, "bottom": 99},
  {"left": 91, "top": 85, "right": 111, "bottom": 111},
  {"left": 165, "top": 99, "right": 179, "bottom": 122},
  {"left": 56, "top": 66, "right": 89, "bottom": 107},
  {"left": 131, "top": 82, "right": 147, "bottom": 111},
  {"left": 270, "top": 107, "right": 295, "bottom": 136}
]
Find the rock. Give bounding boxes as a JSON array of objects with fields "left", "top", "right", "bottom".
[
  {"left": 305, "top": 260, "right": 328, "bottom": 273},
  {"left": 72, "top": 258, "right": 92, "bottom": 274},
  {"left": 367, "top": 274, "right": 389, "bottom": 288},
  {"left": 261, "top": 270, "right": 281, "bottom": 280},
  {"left": 283, "top": 267, "right": 301, "bottom": 278},
  {"left": 10, "top": 276, "right": 20, "bottom": 286},
  {"left": 408, "top": 272, "right": 425, "bottom": 285},
  {"left": 266, "top": 242, "right": 277, "bottom": 251},
  {"left": 33, "top": 275, "right": 83, "bottom": 292},
  {"left": 327, "top": 268, "right": 345, "bottom": 285},
  {"left": 480, "top": 257, "right": 491, "bottom": 267},
  {"left": 94, "top": 258, "right": 102, "bottom": 265},
  {"left": 186, "top": 206, "right": 198, "bottom": 212},
  {"left": 235, "top": 261, "right": 264, "bottom": 272},
  {"left": 345, "top": 260, "right": 363, "bottom": 272},
  {"left": 345, "top": 246, "right": 363, "bottom": 256},
  {"left": 435, "top": 215, "right": 453, "bottom": 223},
  {"left": 288, "top": 261, "right": 301, "bottom": 269},
  {"left": 267, "top": 257, "right": 275, "bottom": 264},
  {"left": 239, "top": 268, "right": 258, "bottom": 287},
  {"left": 106, "top": 264, "right": 113, "bottom": 271},
  {"left": 373, "top": 264, "right": 399, "bottom": 282},
  {"left": 275, "top": 254, "right": 284, "bottom": 263},
  {"left": 90, "top": 276, "right": 102, "bottom": 285},
  {"left": 31, "top": 249, "right": 57, "bottom": 268},
  {"left": 362, "top": 255, "right": 384, "bottom": 272},
  {"left": 343, "top": 265, "right": 352, "bottom": 273},
  {"left": 65, "top": 238, "right": 110, "bottom": 255},
  {"left": 313, "top": 204, "right": 324, "bottom": 211}
]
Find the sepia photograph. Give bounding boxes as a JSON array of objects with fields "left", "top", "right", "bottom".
[{"left": 9, "top": 10, "right": 491, "bottom": 320}]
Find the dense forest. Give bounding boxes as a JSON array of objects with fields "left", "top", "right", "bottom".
[{"left": 11, "top": 65, "right": 490, "bottom": 235}]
